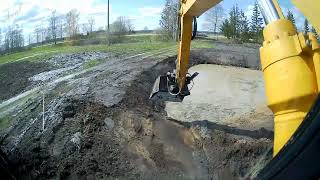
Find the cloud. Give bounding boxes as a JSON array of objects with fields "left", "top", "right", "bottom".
[{"left": 138, "top": 7, "right": 162, "bottom": 17}]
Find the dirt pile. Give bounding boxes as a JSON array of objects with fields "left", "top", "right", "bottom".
[{"left": 190, "top": 41, "right": 261, "bottom": 70}]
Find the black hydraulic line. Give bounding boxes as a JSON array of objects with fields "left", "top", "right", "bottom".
[
  {"left": 191, "top": 17, "right": 197, "bottom": 40},
  {"left": 255, "top": 95, "right": 320, "bottom": 180}
]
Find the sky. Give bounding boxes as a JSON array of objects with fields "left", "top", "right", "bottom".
[{"left": 0, "top": 0, "right": 305, "bottom": 43}]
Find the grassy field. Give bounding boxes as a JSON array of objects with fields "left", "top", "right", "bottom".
[{"left": 0, "top": 35, "right": 214, "bottom": 66}]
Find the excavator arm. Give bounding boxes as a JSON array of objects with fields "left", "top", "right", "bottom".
[
  {"left": 150, "top": 0, "right": 221, "bottom": 100},
  {"left": 176, "top": 0, "right": 221, "bottom": 91}
]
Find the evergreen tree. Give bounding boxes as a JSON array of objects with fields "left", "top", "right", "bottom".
[
  {"left": 239, "top": 10, "right": 250, "bottom": 42},
  {"left": 304, "top": 19, "right": 310, "bottom": 33},
  {"left": 229, "top": 4, "right": 240, "bottom": 39},
  {"left": 312, "top": 27, "right": 318, "bottom": 39},
  {"left": 250, "top": 1, "right": 263, "bottom": 42},
  {"left": 220, "top": 19, "right": 232, "bottom": 39},
  {"left": 286, "top": 10, "right": 296, "bottom": 30},
  {"left": 220, "top": 4, "right": 250, "bottom": 42}
]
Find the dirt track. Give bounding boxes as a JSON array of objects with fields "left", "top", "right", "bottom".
[{"left": 0, "top": 42, "right": 273, "bottom": 179}]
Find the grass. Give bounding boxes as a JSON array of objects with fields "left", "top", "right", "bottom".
[
  {"left": 0, "top": 116, "right": 11, "bottom": 131},
  {"left": 84, "top": 59, "right": 101, "bottom": 69},
  {"left": 0, "top": 36, "right": 214, "bottom": 66}
]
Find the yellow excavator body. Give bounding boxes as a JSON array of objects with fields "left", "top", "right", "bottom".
[{"left": 150, "top": 0, "right": 320, "bottom": 157}]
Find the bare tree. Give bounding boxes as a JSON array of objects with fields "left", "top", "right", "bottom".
[
  {"left": 126, "top": 18, "right": 134, "bottom": 34},
  {"left": 88, "top": 17, "right": 95, "bottom": 33},
  {"left": 66, "top": 9, "right": 80, "bottom": 39},
  {"left": 110, "top": 16, "right": 129, "bottom": 43},
  {"left": 4, "top": 25, "right": 24, "bottom": 53},
  {"left": 204, "top": 4, "right": 224, "bottom": 39},
  {"left": 81, "top": 23, "right": 89, "bottom": 35},
  {"left": 57, "top": 15, "right": 65, "bottom": 39},
  {"left": 49, "top": 10, "right": 58, "bottom": 44},
  {"left": 28, "top": 33, "right": 32, "bottom": 45},
  {"left": 35, "top": 26, "right": 41, "bottom": 43},
  {"left": 159, "top": 0, "right": 179, "bottom": 40}
]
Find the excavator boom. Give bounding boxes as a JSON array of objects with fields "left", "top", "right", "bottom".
[{"left": 150, "top": 0, "right": 221, "bottom": 100}]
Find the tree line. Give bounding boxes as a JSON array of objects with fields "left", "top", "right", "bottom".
[
  {"left": 0, "top": 8, "right": 136, "bottom": 54},
  {"left": 220, "top": 2, "right": 263, "bottom": 43},
  {"left": 159, "top": 0, "right": 319, "bottom": 43}
]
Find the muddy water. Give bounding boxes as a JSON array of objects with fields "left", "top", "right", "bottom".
[{"left": 165, "top": 64, "right": 273, "bottom": 130}]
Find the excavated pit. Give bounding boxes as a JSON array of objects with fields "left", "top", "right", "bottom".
[{"left": 3, "top": 50, "right": 273, "bottom": 179}]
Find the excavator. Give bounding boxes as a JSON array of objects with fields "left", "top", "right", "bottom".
[{"left": 150, "top": 0, "right": 320, "bottom": 179}]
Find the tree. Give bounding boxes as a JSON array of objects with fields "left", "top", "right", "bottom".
[
  {"left": 4, "top": 25, "right": 24, "bottom": 53},
  {"left": 204, "top": 4, "right": 224, "bottom": 39},
  {"left": 304, "top": 19, "right": 310, "bottom": 33},
  {"left": 312, "top": 27, "right": 318, "bottom": 39},
  {"left": 159, "top": 0, "right": 179, "bottom": 40},
  {"left": 88, "top": 17, "right": 95, "bottom": 33},
  {"left": 110, "top": 16, "right": 129, "bottom": 43},
  {"left": 66, "top": 9, "right": 80, "bottom": 39},
  {"left": 144, "top": 26, "right": 149, "bottom": 31},
  {"left": 250, "top": 1, "right": 263, "bottom": 42},
  {"left": 34, "top": 26, "right": 41, "bottom": 43},
  {"left": 81, "top": 23, "right": 90, "bottom": 35},
  {"left": 220, "top": 4, "right": 240, "bottom": 40},
  {"left": 286, "top": 10, "right": 296, "bottom": 30},
  {"left": 49, "top": 10, "right": 58, "bottom": 44},
  {"left": 126, "top": 18, "right": 134, "bottom": 34},
  {"left": 28, "top": 33, "right": 32, "bottom": 45},
  {"left": 220, "top": 19, "right": 232, "bottom": 39},
  {"left": 53, "top": 15, "right": 65, "bottom": 39},
  {"left": 239, "top": 10, "right": 250, "bottom": 42}
]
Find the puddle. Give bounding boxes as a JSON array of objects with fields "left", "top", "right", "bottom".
[{"left": 165, "top": 64, "right": 273, "bottom": 129}]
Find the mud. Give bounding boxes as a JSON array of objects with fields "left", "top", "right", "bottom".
[
  {"left": 0, "top": 61, "right": 51, "bottom": 102},
  {"left": 0, "top": 43, "right": 273, "bottom": 179},
  {"left": 0, "top": 52, "right": 110, "bottom": 103}
]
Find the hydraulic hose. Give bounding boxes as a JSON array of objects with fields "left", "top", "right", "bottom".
[{"left": 191, "top": 17, "right": 197, "bottom": 40}]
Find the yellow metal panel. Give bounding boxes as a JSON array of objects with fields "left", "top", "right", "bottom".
[
  {"left": 292, "top": 0, "right": 320, "bottom": 34},
  {"left": 176, "top": 15, "right": 193, "bottom": 90},
  {"left": 260, "top": 19, "right": 319, "bottom": 156},
  {"left": 181, "top": 0, "right": 222, "bottom": 16},
  {"left": 272, "top": 0, "right": 285, "bottom": 19}
]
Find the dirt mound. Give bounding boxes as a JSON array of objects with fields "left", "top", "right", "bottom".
[
  {"left": 190, "top": 41, "right": 261, "bottom": 70},
  {"left": 3, "top": 53, "right": 272, "bottom": 179},
  {"left": 0, "top": 61, "right": 51, "bottom": 102}
]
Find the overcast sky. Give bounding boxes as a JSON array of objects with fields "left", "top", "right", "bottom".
[{"left": 0, "top": 0, "right": 305, "bottom": 41}]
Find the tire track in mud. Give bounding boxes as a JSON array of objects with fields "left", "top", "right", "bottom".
[
  {"left": 0, "top": 47, "right": 177, "bottom": 159},
  {"left": 0, "top": 46, "right": 176, "bottom": 118}
]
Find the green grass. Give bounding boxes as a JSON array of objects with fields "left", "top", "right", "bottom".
[
  {"left": 191, "top": 39, "right": 214, "bottom": 49},
  {"left": 0, "top": 36, "right": 214, "bottom": 66},
  {"left": 84, "top": 59, "right": 101, "bottom": 69},
  {"left": 0, "top": 116, "right": 11, "bottom": 131}
]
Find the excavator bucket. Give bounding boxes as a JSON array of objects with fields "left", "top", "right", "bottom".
[
  {"left": 149, "top": 75, "right": 183, "bottom": 102},
  {"left": 149, "top": 75, "right": 168, "bottom": 99},
  {"left": 149, "top": 72, "right": 199, "bottom": 102}
]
